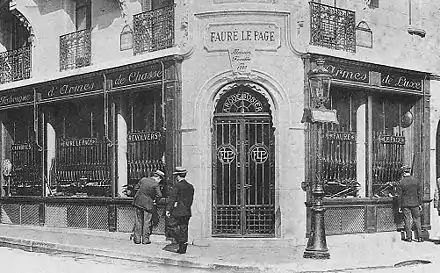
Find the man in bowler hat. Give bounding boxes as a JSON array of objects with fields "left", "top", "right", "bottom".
[
  {"left": 164, "top": 167, "right": 194, "bottom": 254},
  {"left": 397, "top": 165, "right": 423, "bottom": 242},
  {"left": 132, "top": 170, "right": 164, "bottom": 244}
]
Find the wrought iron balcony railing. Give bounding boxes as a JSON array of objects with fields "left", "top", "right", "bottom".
[
  {"left": 60, "top": 29, "right": 91, "bottom": 71},
  {"left": 310, "top": 2, "right": 356, "bottom": 53},
  {"left": 0, "top": 45, "right": 32, "bottom": 85},
  {"left": 133, "top": 5, "right": 174, "bottom": 55}
]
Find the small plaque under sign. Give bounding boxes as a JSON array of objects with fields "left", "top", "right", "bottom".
[{"left": 311, "top": 109, "right": 339, "bottom": 124}]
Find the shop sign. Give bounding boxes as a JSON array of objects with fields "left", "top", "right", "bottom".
[
  {"left": 0, "top": 88, "right": 33, "bottom": 107},
  {"left": 127, "top": 131, "right": 162, "bottom": 142},
  {"left": 205, "top": 22, "right": 280, "bottom": 51},
  {"left": 107, "top": 63, "right": 163, "bottom": 89},
  {"left": 228, "top": 48, "right": 254, "bottom": 74},
  {"left": 325, "top": 62, "right": 369, "bottom": 84},
  {"left": 222, "top": 91, "right": 263, "bottom": 113},
  {"left": 381, "top": 73, "right": 422, "bottom": 91},
  {"left": 325, "top": 131, "right": 356, "bottom": 141},
  {"left": 378, "top": 135, "right": 405, "bottom": 145},
  {"left": 60, "top": 138, "right": 97, "bottom": 147},
  {"left": 310, "top": 108, "right": 339, "bottom": 124},
  {"left": 322, "top": 59, "right": 424, "bottom": 92},
  {"left": 11, "top": 143, "right": 32, "bottom": 151},
  {"left": 39, "top": 76, "right": 103, "bottom": 100}
]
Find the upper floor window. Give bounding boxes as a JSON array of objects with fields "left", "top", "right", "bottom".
[
  {"left": 0, "top": 8, "right": 32, "bottom": 84},
  {"left": 75, "top": 0, "right": 91, "bottom": 30},
  {"left": 141, "top": 0, "right": 173, "bottom": 11},
  {"left": 0, "top": 10, "right": 29, "bottom": 51}
]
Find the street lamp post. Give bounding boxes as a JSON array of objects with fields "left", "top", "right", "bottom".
[{"left": 303, "top": 57, "right": 335, "bottom": 260}]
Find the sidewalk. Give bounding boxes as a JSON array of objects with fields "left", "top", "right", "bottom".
[{"left": 0, "top": 224, "right": 439, "bottom": 273}]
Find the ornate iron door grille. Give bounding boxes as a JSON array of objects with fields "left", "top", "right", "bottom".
[
  {"left": 213, "top": 115, "right": 275, "bottom": 237},
  {"left": 133, "top": 5, "right": 174, "bottom": 55},
  {"left": 310, "top": 2, "right": 356, "bottom": 53}
]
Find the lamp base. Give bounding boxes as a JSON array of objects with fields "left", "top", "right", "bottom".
[{"left": 303, "top": 249, "right": 330, "bottom": 259}]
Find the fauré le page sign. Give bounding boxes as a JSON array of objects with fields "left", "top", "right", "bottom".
[{"left": 205, "top": 22, "right": 280, "bottom": 51}]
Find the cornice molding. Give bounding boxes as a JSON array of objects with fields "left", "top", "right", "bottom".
[{"left": 195, "top": 9, "right": 290, "bottom": 18}]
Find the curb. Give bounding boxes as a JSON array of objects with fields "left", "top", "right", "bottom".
[
  {"left": 0, "top": 235, "right": 435, "bottom": 273},
  {"left": 0, "top": 236, "right": 270, "bottom": 272}
]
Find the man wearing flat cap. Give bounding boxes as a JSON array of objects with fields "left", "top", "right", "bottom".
[
  {"left": 132, "top": 170, "right": 164, "bottom": 244},
  {"left": 164, "top": 166, "right": 194, "bottom": 254},
  {"left": 397, "top": 165, "right": 423, "bottom": 242}
]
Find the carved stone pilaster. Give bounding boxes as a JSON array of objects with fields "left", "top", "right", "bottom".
[
  {"left": 116, "top": 0, "right": 129, "bottom": 21},
  {"left": 178, "top": 0, "right": 189, "bottom": 49}
]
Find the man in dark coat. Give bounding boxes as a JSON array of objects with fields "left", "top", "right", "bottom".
[
  {"left": 164, "top": 166, "right": 194, "bottom": 254},
  {"left": 397, "top": 165, "right": 423, "bottom": 242},
  {"left": 132, "top": 170, "right": 164, "bottom": 244}
]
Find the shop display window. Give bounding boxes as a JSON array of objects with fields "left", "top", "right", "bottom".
[
  {"left": 3, "top": 108, "right": 42, "bottom": 196},
  {"left": 47, "top": 98, "right": 110, "bottom": 197},
  {"left": 322, "top": 87, "right": 417, "bottom": 199},
  {"left": 370, "top": 94, "right": 415, "bottom": 197},
  {"left": 125, "top": 89, "right": 165, "bottom": 191}
]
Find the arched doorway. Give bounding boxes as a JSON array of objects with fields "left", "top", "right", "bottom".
[{"left": 212, "top": 82, "right": 275, "bottom": 237}]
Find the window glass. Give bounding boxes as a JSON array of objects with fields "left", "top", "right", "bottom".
[
  {"left": 125, "top": 89, "right": 165, "bottom": 192},
  {"left": 75, "top": 0, "right": 89, "bottom": 30},
  {"left": 321, "top": 88, "right": 360, "bottom": 198},
  {"left": 152, "top": 0, "right": 173, "bottom": 10},
  {"left": 3, "top": 108, "right": 41, "bottom": 197},
  {"left": 47, "top": 97, "right": 110, "bottom": 197},
  {"left": 371, "top": 95, "right": 415, "bottom": 197},
  {"left": 323, "top": 89, "right": 417, "bottom": 199}
]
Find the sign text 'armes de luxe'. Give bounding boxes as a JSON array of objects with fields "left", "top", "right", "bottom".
[
  {"left": 323, "top": 60, "right": 424, "bottom": 92},
  {"left": 325, "top": 62, "right": 370, "bottom": 84},
  {"left": 39, "top": 75, "right": 103, "bottom": 100},
  {"left": 380, "top": 73, "right": 422, "bottom": 91},
  {"left": 107, "top": 63, "right": 163, "bottom": 90}
]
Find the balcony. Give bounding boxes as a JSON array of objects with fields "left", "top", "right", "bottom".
[
  {"left": 310, "top": 2, "right": 356, "bottom": 53},
  {"left": 133, "top": 5, "right": 174, "bottom": 55},
  {"left": 60, "top": 29, "right": 91, "bottom": 71},
  {"left": 0, "top": 46, "right": 32, "bottom": 84}
]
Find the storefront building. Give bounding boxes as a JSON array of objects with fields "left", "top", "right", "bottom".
[
  {"left": 0, "top": 57, "right": 181, "bottom": 233},
  {"left": 304, "top": 55, "right": 431, "bottom": 236},
  {"left": 182, "top": 0, "right": 439, "bottom": 245},
  {"left": 0, "top": 0, "right": 184, "bottom": 236},
  {"left": 1, "top": 0, "right": 440, "bottom": 246}
]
